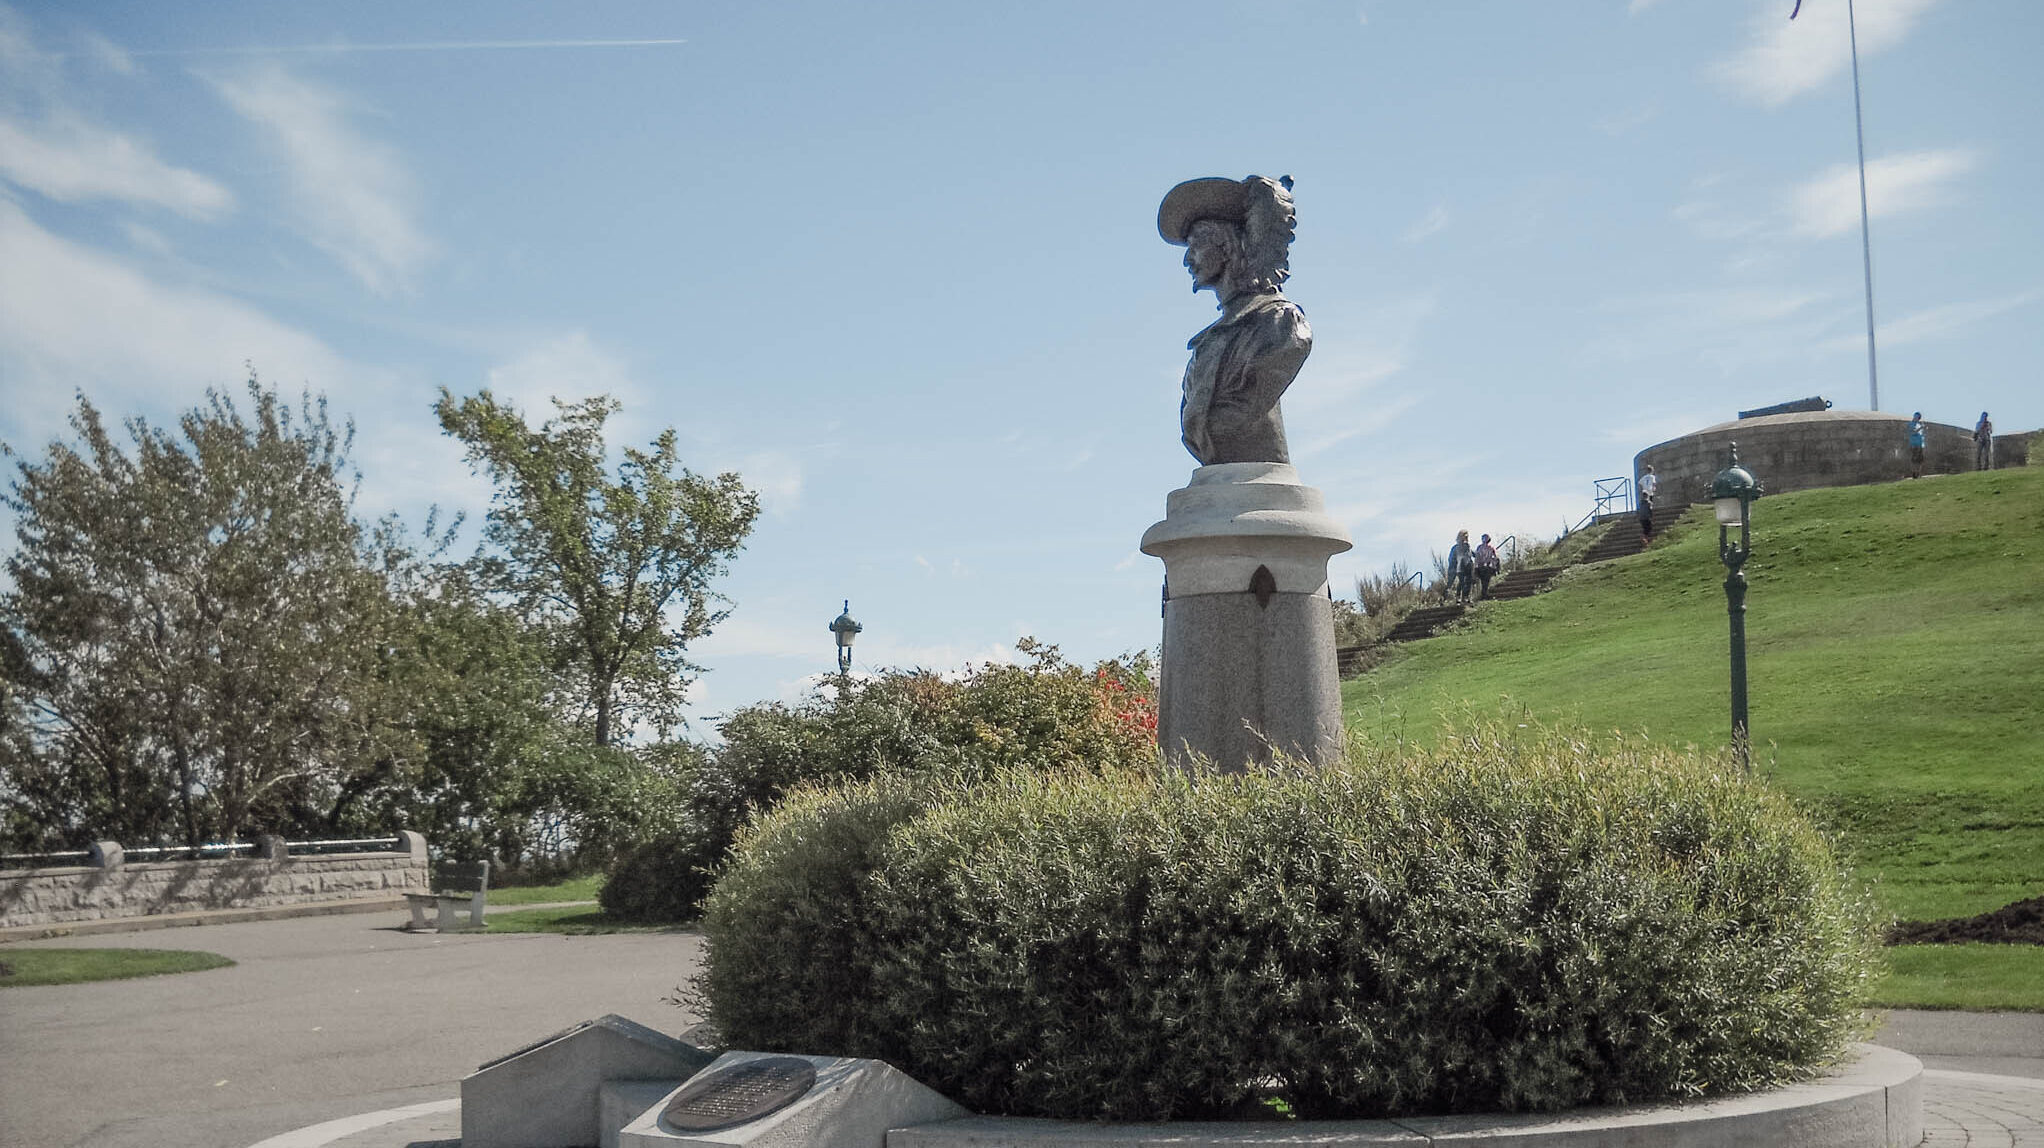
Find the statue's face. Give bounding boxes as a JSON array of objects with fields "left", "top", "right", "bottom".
[{"left": 1184, "top": 224, "right": 1230, "bottom": 294}]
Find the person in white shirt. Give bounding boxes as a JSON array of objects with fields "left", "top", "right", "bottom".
[{"left": 1638, "top": 464, "right": 1661, "bottom": 543}]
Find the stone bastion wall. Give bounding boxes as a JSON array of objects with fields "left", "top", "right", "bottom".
[
  {"left": 1633, "top": 409, "right": 2014, "bottom": 504},
  {"left": 0, "top": 832, "right": 428, "bottom": 929}
]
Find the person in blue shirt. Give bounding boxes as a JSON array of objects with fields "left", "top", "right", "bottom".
[
  {"left": 1907, "top": 412, "right": 1927, "bottom": 479},
  {"left": 1446, "top": 530, "right": 1474, "bottom": 604}
]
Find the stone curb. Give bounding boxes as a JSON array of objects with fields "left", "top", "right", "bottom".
[
  {"left": 888, "top": 1045, "right": 1920, "bottom": 1148},
  {"left": 0, "top": 896, "right": 408, "bottom": 943}
]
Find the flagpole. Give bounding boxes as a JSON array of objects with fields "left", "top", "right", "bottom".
[{"left": 1847, "top": 0, "right": 1880, "bottom": 411}]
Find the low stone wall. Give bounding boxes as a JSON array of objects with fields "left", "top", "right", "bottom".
[
  {"left": 1636, "top": 410, "right": 1981, "bottom": 504},
  {"left": 0, "top": 832, "right": 428, "bottom": 929}
]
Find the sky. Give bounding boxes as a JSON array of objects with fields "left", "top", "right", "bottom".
[{"left": 2, "top": 0, "right": 2039, "bottom": 727}]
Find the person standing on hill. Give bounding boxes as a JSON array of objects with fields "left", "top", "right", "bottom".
[
  {"left": 1907, "top": 412, "right": 1928, "bottom": 479},
  {"left": 1473, "top": 534, "right": 1500, "bottom": 600},
  {"left": 1638, "top": 464, "right": 1660, "bottom": 544},
  {"left": 1975, "top": 412, "right": 1995, "bottom": 471},
  {"left": 1447, "top": 530, "right": 1474, "bottom": 604}
]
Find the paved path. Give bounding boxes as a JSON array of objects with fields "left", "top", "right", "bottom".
[
  {"left": 0, "top": 909, "right": 704, "bottom": 1148},
  {"left": 4, "top": 912, "right": 2041, "bottom": 1147},
  {"left": 1921, "top": 1071, "right": 2044, "bottom": 1145}
]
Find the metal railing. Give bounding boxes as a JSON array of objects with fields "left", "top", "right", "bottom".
[
  {"left": 1571, "top": 476, "right": 1634, "bottom": 534},
  {"left": 120, "top": 843, "right": 257, "bottom": 862},
  {"left": 0, "top": 850, "right": 91, "bottom": 869},
  {"left": 2, "top": 835, "right": 406, "bottom": 869},
  {"left": 285, "top": 836, "right": 402, "bottom": 856}
]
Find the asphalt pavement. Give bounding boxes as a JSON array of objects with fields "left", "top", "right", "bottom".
[
  {"left": 2, "top": 911, "right": 2039, "bottom": 1147},
  {"left": 0, "top": 909, "right": 704, "bottom": 1148}
]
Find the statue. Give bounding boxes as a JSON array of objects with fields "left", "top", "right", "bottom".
[{"left": 1158, "top": 175, "right": 1311, "bottom": 466}]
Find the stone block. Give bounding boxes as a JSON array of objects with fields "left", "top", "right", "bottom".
[
  {"left": 605, "top": 1080, "right": 685, "bottom": 1148},
  {"left": 619, "top": 1052, "right": 967, "bottom": 1148},
  {"left": 462, "top": 1015, "right": 716, "bottom": 1148}
]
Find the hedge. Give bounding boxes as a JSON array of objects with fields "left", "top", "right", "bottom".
[{"left": 697, "top": 724, "right": 1877, "bottom": 1120}]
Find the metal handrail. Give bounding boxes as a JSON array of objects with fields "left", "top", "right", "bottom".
[
  {"left": 1569, "top": 476, "right": 1636, "bottom": 534},
  {"left": 122, "top": 843, "right": 257, "bottom": 861},
  {"left": 285, "top": 836, "right": 402, "bottom": 855},
  {"left": 0, "top": 850, "right": 91, "bottom": 868},
  {"left": 3, "top": 835, "right": 407, "bottom": 868}
]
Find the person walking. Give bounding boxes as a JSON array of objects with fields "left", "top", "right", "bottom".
[
  {"left": 1447, "top": 530, "right": 1474, "bottom": 604},
  {"left": 1907, "top": 412, "right": 1928, "bottom": 479},
  {"left": 1638, "top": 464, "right": 1660, "bottom": 544},
  {"left": 1975, "top": 412, "right": 1995, "bottom": 471},
  {"left": 1473, "top": 534, "right": 1500, "bottom": 600}
]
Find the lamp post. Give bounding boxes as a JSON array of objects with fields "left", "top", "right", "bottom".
[
  {"left": 828, "top": 600, "right": 862, "bottom": 688},
  {"left": 1711, "top": 444, "right": 1761, "bottom": 772}
]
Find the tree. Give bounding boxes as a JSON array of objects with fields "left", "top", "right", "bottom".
[
  {"left": 1, "top": 379, "right": 393, "bottom": 848},
  {"left": 434, "top": 390, "right": 759, "bottom": 746}
]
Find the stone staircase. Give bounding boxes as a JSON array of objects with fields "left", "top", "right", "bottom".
[
  {"left": 1479, "top": 564, "right": 1568, "bottom": 603},
  {"left": 1381, "top": 602, "right": 1468, "bottom": 643},
  {"left": 1340, "top": 510, "right": 1698, "bottom": 667}
]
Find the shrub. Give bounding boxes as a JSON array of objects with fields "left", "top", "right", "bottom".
[
  {"left": 697, "top": 723, "right": 1877, "bottom": 1120},
  {"left": 653, "top": 641, "right": 1154, "bottom": 923},
  {"left": 599, "top": 833, "right": 716, "bottom": 922}
]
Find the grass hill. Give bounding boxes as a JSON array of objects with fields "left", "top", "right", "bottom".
[{"left": 1341, "top": 466, "right": 2043, "bottom": 1007}]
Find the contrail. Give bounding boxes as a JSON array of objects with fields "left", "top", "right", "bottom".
[{"left": 125, "top": 38, "right": 688, "bottom": 57}]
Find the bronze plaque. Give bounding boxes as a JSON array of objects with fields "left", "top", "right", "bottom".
[{"left": 661, "top": 1056, "right": 818, "bottom": 1133}]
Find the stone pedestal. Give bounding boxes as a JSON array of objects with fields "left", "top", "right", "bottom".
[{"left": 1141, "top": 462, "right": 1352, "bottom": 771}]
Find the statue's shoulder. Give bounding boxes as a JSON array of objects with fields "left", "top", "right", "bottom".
[{"left": 1245, "top": 293, "right": 1310, "bottom": 342}]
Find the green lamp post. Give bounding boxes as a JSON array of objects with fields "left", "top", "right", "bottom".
[
  {"left": 828, "top": 600, "right": 862, "bottom": 685},
  {"left": 1711, "top": 443, "right": 1762, "bottom": 772}
]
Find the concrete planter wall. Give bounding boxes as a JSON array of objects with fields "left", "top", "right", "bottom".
[
  {"left": 888, "top": 1044, "right": 1922, "bottom": 1148},
  {"left": 0, "top": 831, "right": 427, "bottom": 929}
]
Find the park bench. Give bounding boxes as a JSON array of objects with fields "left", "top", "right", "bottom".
[{"left": 405, "top": 859, "right": 490, "bottom": 931}]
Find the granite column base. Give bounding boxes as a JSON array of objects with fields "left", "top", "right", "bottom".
[{"left": 1141, "top": 462, "right": 1353, "bottom": 772}]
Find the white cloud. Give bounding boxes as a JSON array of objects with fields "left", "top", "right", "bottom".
[
  {"left": 1819, "top": 290, "right": 2039, "bottom": 353},
  {"left": 738, "top": 450, "right": 805, "bottom": 514},
  {"left": 1788, "top": 148, "right": 1977, "bottom": 238},
  {"left": 1401, "top": 204, "right": 1449, "bottom": 244},
  {"left": 207, "top": 65, "right": 433, "bottom": 294},
  {"left": 1712, "top": 0, "right": 1942, "bottom": 106},
  {"left": 1296, "top": 392, "right": 1423, "bottom": 458},
  {"left": 79, "top": 31, "right": 132, "bottom": 74},
  {"left": 1627, "top": 0, "right": 1669, "bottom": 13},
  {"left": 0, "top": 198, "right": 347, "bottom": 434},
  {"left": 1595, "top": 100, "right": 1659, "bottom": 136},
  {"left": 119, "top": 219, "right": 173, "bottom": 257},
  {"left": 0, "top": 114, "right": 234, "bottom": 217},
  {"left": 1671, "top": 195, "right": 1763, "bottom": 242},
  {"left": 482, "top": 330, "right": 642, "bottom": 418},
  {"left": 1599, "top": 409, "right": 1724, "bottom": 449},
  {"left": 139, "top": 38, "right": 689, "bottom": 59},
  {"left": 1580, "top": 285, "right": 1846, "bottom": 376}
]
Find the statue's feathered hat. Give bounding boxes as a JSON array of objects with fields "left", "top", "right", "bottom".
[{"left": 1157, "top": 175, "right": 1296, "bottom": 286}]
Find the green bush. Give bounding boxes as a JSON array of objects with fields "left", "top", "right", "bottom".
[
  {"left": 650, "top": 641, "right": 1154, "bottom": 923},
  {"left": 698, "top": 724, "right": 1877, "bottom": 1120},
  {"left": 599, "top": 833, "right": 715, "bottom": 922}
]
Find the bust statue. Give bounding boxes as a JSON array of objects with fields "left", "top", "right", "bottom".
[{"left": 1158, "top": 175, "right": 1311, "bottom": 466}]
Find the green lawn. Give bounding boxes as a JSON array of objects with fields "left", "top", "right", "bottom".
[
  {"left": 1344, "top": 467, "right": 2044, "bottom": 927},
  {"left": 486, "top": 873, "right": 604, "bottom": 905},
  {"left": 484, "top": 904, "right": 684, "bottom": 934},
  {"left": 0, "top": 947, "right": 235, "bottom": 987},
  {"left": 1873, "top": 945, "right": 2044, "bottom": 1012}
]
